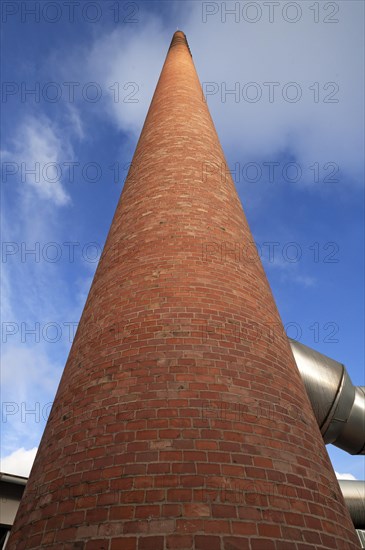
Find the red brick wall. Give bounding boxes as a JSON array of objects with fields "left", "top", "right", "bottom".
[{"left": 8, "top": 31, "right": 360, "bottom": 550}]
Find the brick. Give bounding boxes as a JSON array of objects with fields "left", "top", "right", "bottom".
[
  {"left": 167, "top": 489, "right": 192, "bottom": 502},
  {"left": 162, "top": 504, "right": 182, "bottom": 517},
  {"left": 232, "top": 522, "right": 257, "bottom": 535},
  {"left": 251, "top": 539, "right": 276, "bottom": 550},
  {"left": 302, "top": 530, "right": 322, "bottom": 544},
  {"left": 111, "top": 538, "right": 136, "bottom": 550},
  {"left": 166, "top": 535, "right": 193, "bottom": 549},
  {"left": 138, "top": 536, "right": 164, "bottom": 550},
  {"left": 205, "top": 520, "right": 230, "bottom": 534},
  {"left": 135, "top": 505, "right": 160, "bottom": 518},
  {"left": 223, "top": 537, "right": 250, "bottom": 550},
  {"left": 176, "top": 519, "right": 205, "bottom": 533},
  {"left": 147, "top": 463, "right": 171, "bottom": 474},
  {"left": 194, "top": 535, "right": 221, "bottom": 550},
  {"left": 109, "top": 506, "right": 134, "bottom": 520},
  {"left": 304, "top": 516, "right": 322, "bottom": 530},
  {"left": 258, "top": 523, "right": 282, "bottom": 537},
  {"left": 84, "top": 541, "right": 109, "bottom": 550},
  {"left": 211, "top": 504, "right": 236, "bottom": 518},
  {"left": 253, "top": 456, "right": 273, "bottom": 468},
  {"left": 184, "top": 503, "right": 210, "bottom": 517},
  {"left": 284, "top": 512, "right": 305, "bottom": 527},
  {"left": 55, "top": 527, "right": 78, "bottom": 542}
]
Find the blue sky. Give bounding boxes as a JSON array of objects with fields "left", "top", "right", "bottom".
[{"left": 1, "top": 1, "right": 364, "bottom": 482}]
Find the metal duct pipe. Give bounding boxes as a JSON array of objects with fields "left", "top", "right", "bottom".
[
  {"left": 289, "top": 339, "right": 365, "bottom": 455},
  {"left": 339, "top": 480, "right": 365, "bottom": 529}
]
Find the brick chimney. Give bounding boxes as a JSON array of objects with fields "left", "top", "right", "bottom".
[{"left": 8, "top": 31, "right": 360, "bottom": 550}]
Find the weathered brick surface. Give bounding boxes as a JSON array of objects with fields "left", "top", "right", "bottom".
[{"left": 8, "top": 31, "right": 360, "bottom": 549}]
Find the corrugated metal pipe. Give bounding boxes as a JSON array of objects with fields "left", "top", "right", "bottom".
[
  {"left": 289, "top": 339, "right": 365, "bottom": 455},
  {"left": 338, "top": 481, "right": 365, "bottom": 529}
]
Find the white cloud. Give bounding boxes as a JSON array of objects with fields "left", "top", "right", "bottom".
[
  {"left": 1, "top": 345, "right": 60, "bottom": 403},
  {"left": 3, "top": 115, "right": 71, "bottom": 206},
  {"left": 82, "top": 18, "right": 168, "bottom": 137},
  {"left": 0, "top": 271, "right": 93, "bottom": 458},
  {"left": 1, "top": 447, "right": 37, "bottom": 477},
  {"left": 335, "top": 471, "right": 357, "bottom": 480},
  {"left": 1, "top": 112, "right": 86, "bottom": 462},
  {"left": 0, "top": 264, "right": 15, "bottom": 321},
  {"left": 67, "top": 1, "right": 363, "bottom": 187},
  {"left": 185, "top": 1, "right": 364, "bottom": 186},
  {"left": 0, "top": 345, "right": 61, "bottom": 456},
  {"left": 261, "top": 254, "right": 317, "bottom": 288},
  {"left": 291, "top": 274, "right": 316, "bottom": 288},
  {"left": 66, "top": 105, "right": 85, "bottom": 140}
]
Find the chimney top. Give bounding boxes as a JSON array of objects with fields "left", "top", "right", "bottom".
[{"left": 169, "top": 30, "right": 192, "bottom": 56}]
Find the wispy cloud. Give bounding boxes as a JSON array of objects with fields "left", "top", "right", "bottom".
[
  {"left": 1, "top": 447, "right": 37, "bottom": 477},
  {"left": 262, "top": 254, "right": 317, "bottom": 288},
  {"left": 184, "top": 3, "right": 364, "bottom": 187},
  {"left": 66, "top": 105, "right": 85, "bottom": 141},
  {"left": 53, "top": 1, "right": 364, "bottom": 187},
  {"left": 1, "top": 345, "right": 61, "bottom": 455},
  {"left": 3, "top": 115, "right": 72, "bottom": 206},
  {"left": 1, "top": 112, "right": 92, "bottom": 471},
  {"left": 291, "top": 274, "right": 316, "bottom": 288},
  {"left": 48, "top": 14, "right": 169, "bottom": 140}
]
